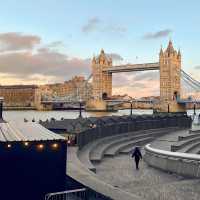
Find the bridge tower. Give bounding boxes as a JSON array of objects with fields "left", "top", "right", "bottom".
[
  {"left": 159, "top": 40, "right": 185, "bottom": 112},
  {"left": 92, "top": 49, "right": 112, "bottom": 100}
]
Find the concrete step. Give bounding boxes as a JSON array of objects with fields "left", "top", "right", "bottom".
[
  {"left": 189, "top": 129, "right": 200, "bottom": 134},
  {"left": 78, "top": 141, "right": 99, "bottom": 173},
  {"left": 178, "top": 133, "right": 200, "bottom": 141},
  {"left": 77, "top": 130, "right": 148, "bottom": 172},
  {"left": 178, "top": 140, "right": 200, "bottom": 154},
  {"left": 78, "top": 127, "right": 179, "bottom": 172},
  {"left": 171, "top": 137, "right": 200, "bottom": 152},
  {"left": 90, "top": 128, "right": 175, "bottom": 163},
  {"left": 77, "top": 132, "right": 136, "bottom": 172},
  {"left": 104, "top": 137, "right": 154, "bottom": 157}
]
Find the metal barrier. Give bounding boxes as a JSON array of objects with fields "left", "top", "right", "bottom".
[
  {"left": 77, "top": 114, "right": 192, "bottom": 149},
  {"left": 45, "top": 188, "right": 87, "bottom": 200}
]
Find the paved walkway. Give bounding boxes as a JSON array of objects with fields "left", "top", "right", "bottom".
[
  {"left": 93, "top": 128, "right": 200, "bottom": 200},
  {"left": 150, "top": 129, "right": 190, "bottom": 151},
  {"left": 94, "top": 154, "right": 200, "bottom": 200}
]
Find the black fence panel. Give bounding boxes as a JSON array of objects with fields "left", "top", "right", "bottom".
[{"left": 77, "top": 114, "right": 192, "bottom": 149}]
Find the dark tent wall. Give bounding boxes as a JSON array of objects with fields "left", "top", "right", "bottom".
[{"left": 0, "top": 141, "right": 67, "bottom": 200}]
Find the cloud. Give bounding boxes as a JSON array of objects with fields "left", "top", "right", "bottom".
[
  {"left": 195, "top": 65, "right": 200, "bottom": 70},
  {"left": 0, "top": 47, "right": 90, "bottom": 85},
  {"left": 112, "top": 74, "right": 130, "bottom": 87},
  {"left": 82, "top": 17, "right": 126, "bottom": 35},
  {"left": 46, "top": 41, "right": 65, "bottom": 49},
  {"left": 143, "top": 29, "right": 172, "bottom": 40},
  {"left": 112, "top": 71, "right": 160, "bottom": 97},
  {"left": 106, "top": 53, "right": 123, "bottom": 61},
  {"left": 102, "top": 25, "right": 126, "bottom": 34},
  {"left": 0, "top": 32, "right": 41, "bottom": 52},
  {"left": 82, "top": 17, "right": 101, "bottom": 33},
  {"left": 133, "top": 71, "right": 159, "bottom": 81}
]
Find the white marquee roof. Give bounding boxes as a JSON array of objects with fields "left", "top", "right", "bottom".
[{"left": 0, "top": 121, "right": 65, "bottom": 142}]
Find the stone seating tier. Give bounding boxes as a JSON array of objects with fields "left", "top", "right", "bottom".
[
  {"left": 104, "top": 137, "right": 154, "bottom": 157},
  {"left": 171, "top": 137, "right": 200, "bottom": 151},
  {"left": 78, "top": 127, "right": 179, "bottom": 172},
  {"left": 177, "top": 140, "right": 200, "bottom": 153},
  {"left": 89, "top": 128, "right": 173, "bottom": 163},
  {"left": 178, "top": 132, "right": 200, "bottom": 141}
]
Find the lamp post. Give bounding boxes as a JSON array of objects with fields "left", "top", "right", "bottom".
[
  {"left": 193, "top": 103, "right": 196, "bottom": 116},
  {"left": 0, "top": 97, "right": 3, "bottom": 120},
  {"left": 130, "top": 100, "right": 133, "bottom": 116},
  {"left": 79, "top": 99, "right": 83, "bottom": 118}
]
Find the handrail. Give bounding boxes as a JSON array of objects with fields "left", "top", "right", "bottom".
[
  {"left": 45, "top": 188, "right": 87, "bottom": 200},
  {"left": 145, "top": 144, "right": 200, "bottom": 161}
]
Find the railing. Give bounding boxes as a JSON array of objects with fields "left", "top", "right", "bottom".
[
  {"left": 77, "top": 114, "right": 192, "bottom": 149},
  {"left": 45, "top": 188, "right": 87, "bottom": 200}
]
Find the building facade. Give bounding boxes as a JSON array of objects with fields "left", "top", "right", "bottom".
[
  {"left": 0, "top": 85, "right": 41, "bottom": 109},
  {"left": 41, "top": 76, "right": 92, "bottom": 101}
]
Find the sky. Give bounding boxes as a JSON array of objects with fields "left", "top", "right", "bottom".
[{"left": 0, "top": 0, "right": 200, "bottom": 97}]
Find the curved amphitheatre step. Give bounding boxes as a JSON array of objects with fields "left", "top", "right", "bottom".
[
  {"left": 178, "top": 132, "right": 200, "bottom": 141},
  {"left": 178, "top": 141, "right": 200, "bottom": 153},
  {"left": 90, "top": 134, "right": 148, "bottom": 163},
  {"left": 78, "top": 127, "right": 176, "bottom": 172},
  {"left": 104, "top": 137, "right": 154, "bottom": 157},
  {"left": 77, "top": 140, "right": 99, "bottom": 173},
  {"left": 90, "top": 128, "right": 176, "bottom": 163},
  {"left": 78, "top": 131, "right": 140, "bottom": 172},
  {"left": 171, "top": 137, "right": 200, "bottom": 152},
  {"left": 189, "top": 129, "right": 200, "bottom": 134}
]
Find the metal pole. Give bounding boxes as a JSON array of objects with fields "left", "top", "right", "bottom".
[
  {"left": 130, "top": 102, "right": 133, "bottom": 115},
  {"left": 79, "top": 102, "right": 82, "bottom": 118},
  {"left": 168, "top": 104, "right": 170, "bottom": 113},
  {"left": 194, "top": 103, "right": 196, "bottom": 115},
  {"left": 0, "top": 102, "right": 2, "bottom": 119},
  {"left": 0, "top": 98, "right": 3, "bottom": 120}
]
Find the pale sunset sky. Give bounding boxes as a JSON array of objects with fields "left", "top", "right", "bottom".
[{"left": 0, "top": 0, "right": 200, "bottom": 97}]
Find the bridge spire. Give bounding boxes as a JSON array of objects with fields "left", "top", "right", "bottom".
[
  {"left": 100, "top": 48, "right": 105, "bottom": 55},
  {"left": 159, "top": 45, "right": 164, "bottom": 56},
  {"left": 178, "top": 48, "right": 181, "bottom": 59},
  {"left": 166, "top": 39, "right": 174, "bottom": 55}
]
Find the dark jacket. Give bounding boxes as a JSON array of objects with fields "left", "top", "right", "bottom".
[{"left": 131, "top": 147, "right": 142, "bottom": 160}]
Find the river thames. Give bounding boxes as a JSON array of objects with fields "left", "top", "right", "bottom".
[{"left": 2, "top": 109, "right": 200, "bottom": 122}]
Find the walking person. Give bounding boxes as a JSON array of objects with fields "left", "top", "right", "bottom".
[{"left": 131, "top": 146, "right": 142, "bottom": 170}]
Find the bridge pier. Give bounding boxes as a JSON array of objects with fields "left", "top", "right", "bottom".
[
  {"left": 160, "top": 101, "right": 185, "bottom": 113},
  {"left": 86, "top": 99, "right": 107, "bottom": 111}
]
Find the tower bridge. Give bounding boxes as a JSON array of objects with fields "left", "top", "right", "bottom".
[
  {"left": 87, "top": 40, "right": 200, "bottom": 112},
  {"left": 41, "top": 40, "right": 200, "bottom": 112}
]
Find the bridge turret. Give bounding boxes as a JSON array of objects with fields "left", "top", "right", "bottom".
[
  {"left": 159, "top": 40, "right": 185, "bottom": 112},
  {"left": 92, "top": 49, "right": 112, "bottom": 100}
]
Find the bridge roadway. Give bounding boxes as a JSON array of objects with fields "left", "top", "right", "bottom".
[{"left": 103, "top": 62, "right": 160, "bottom": 73}]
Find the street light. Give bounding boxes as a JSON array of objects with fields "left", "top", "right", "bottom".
[
  {"left": 130, "top": 100, "right": 133, "bottom": 116},
  {"left": 0, "top": 97, "right": 4, "bottom": 120},
  {"left": 193, "top": 103, "right": 196, "bottom": 116},
  {"left": 79, "top": 99, "right": 83, "bottom": 118}
]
